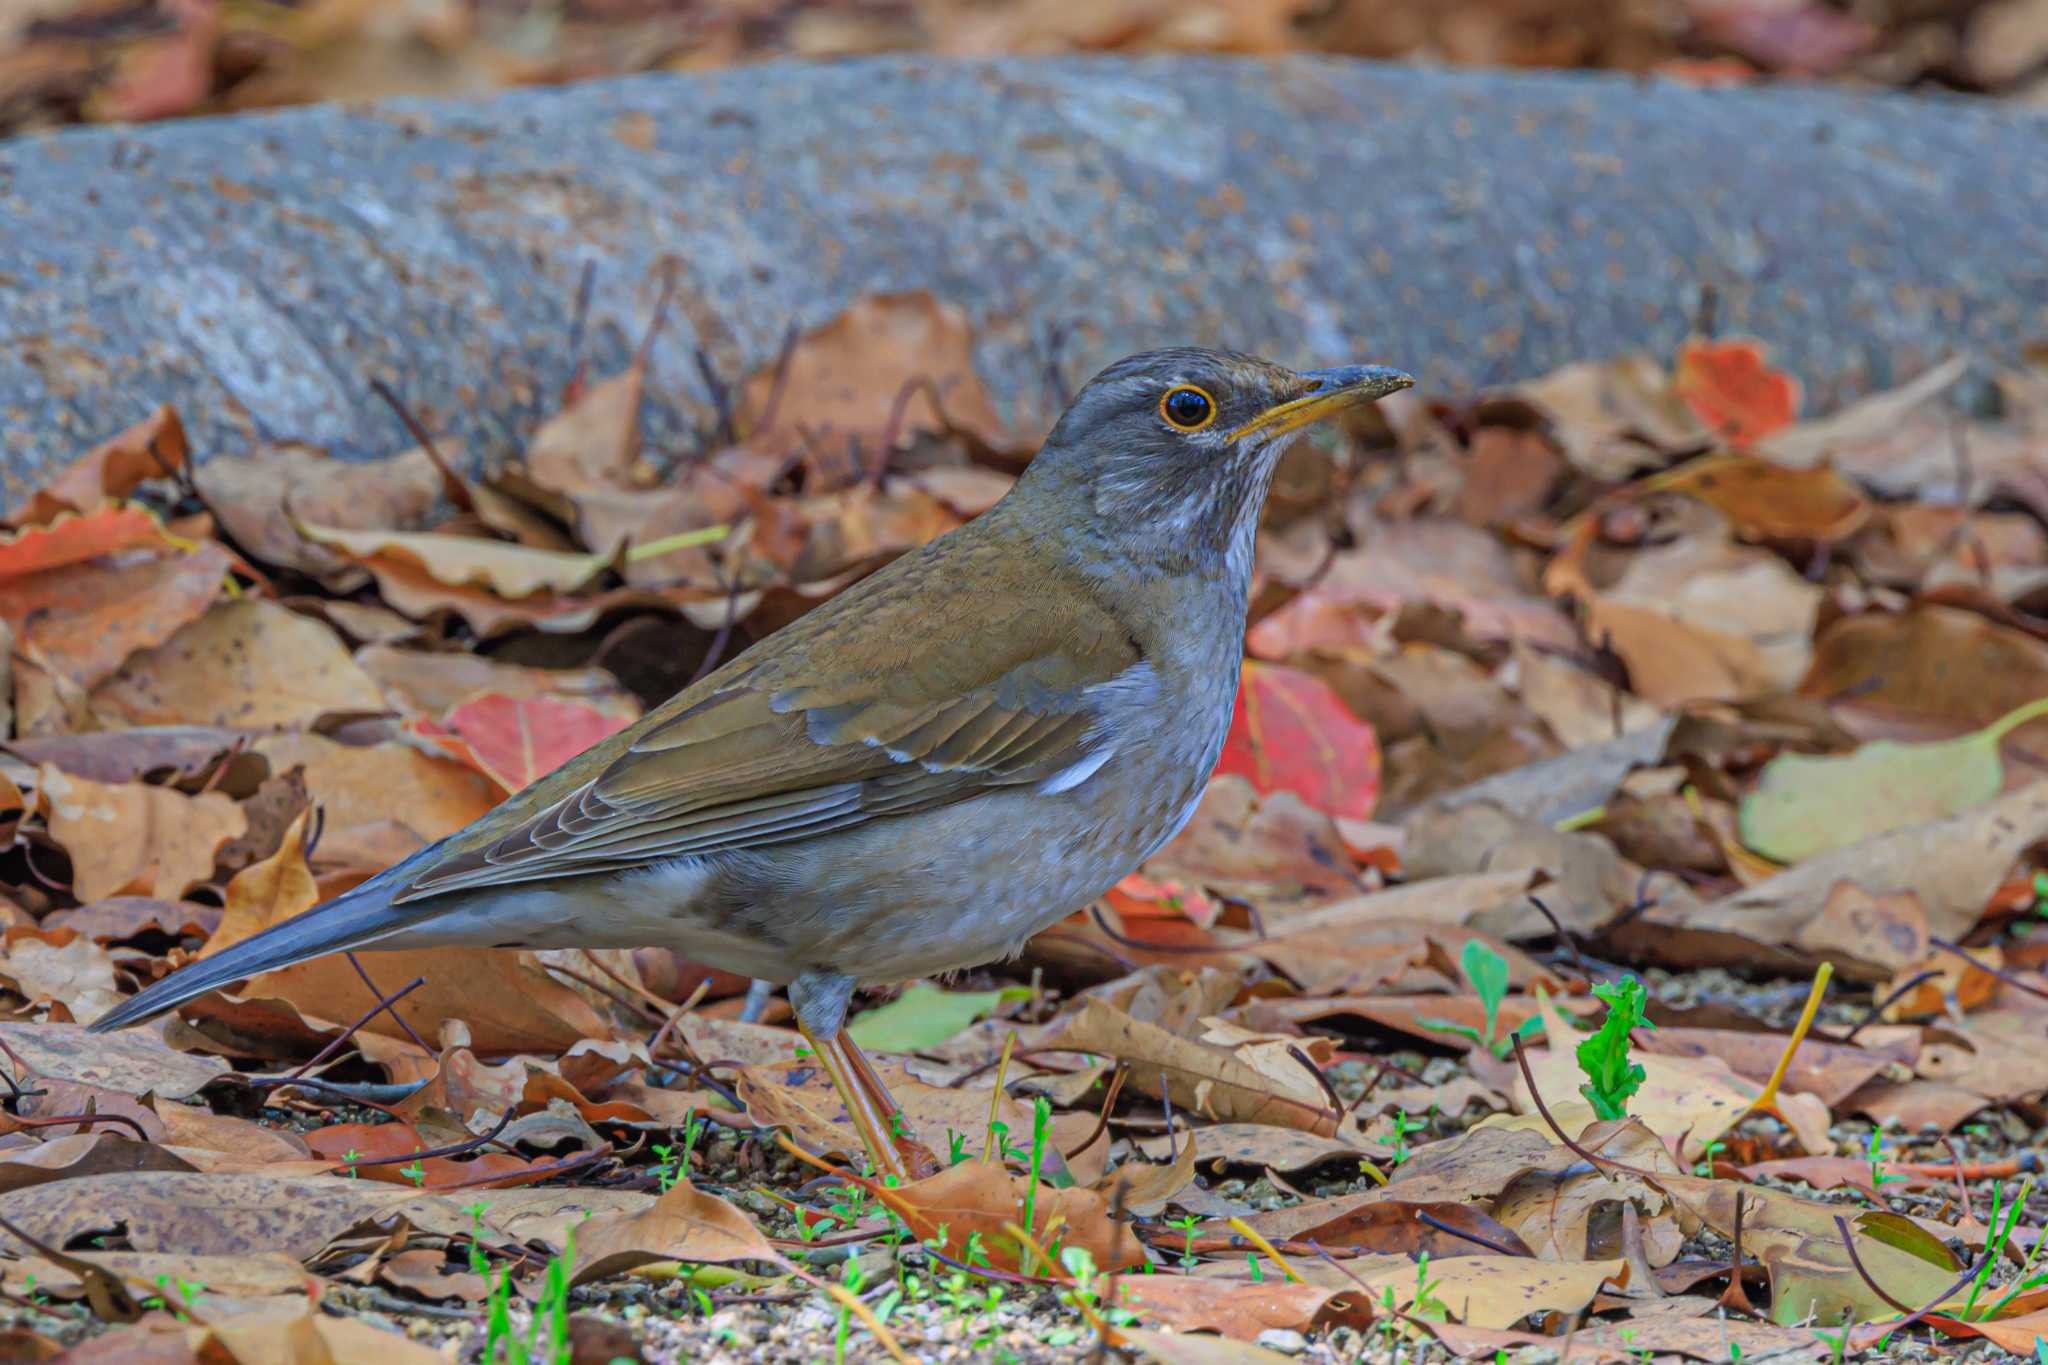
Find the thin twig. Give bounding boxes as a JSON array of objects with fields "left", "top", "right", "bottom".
[
  {"left": 344, "top": 1106, "right": 520, "bottom": 1169},
  {"left": 1412, "top": 1210, "right": 1532, "bottom": 1258},
  {"left": 1843, "top": 969, "right": 1942, "bottom": 1043},
  {"left": 1060, "top": 1062, "right": 1127, "bottom": 1163},
  {"left": 285, "top": 974, "right": 427, "bottom": 1081},
  {"left": 345, "top": 955, "right": 433, "bottom": 1053},
  {"left": 1930, "top": 937, "right": 2048, "bottom": 1003}
]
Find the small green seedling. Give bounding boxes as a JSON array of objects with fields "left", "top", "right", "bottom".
[
  {"left": 1865, "top": 1130, "right": 1905, "bottom": 1194},
  {"left": 1418, "top": 940, "right": 1543, "bottom": 1058},
  {"left": 1576, "top": 975, "right": 1653, "bottom": 1121},
  {"left": 1376, "top": 1108, "right": 1426, "bottom": 1166}
]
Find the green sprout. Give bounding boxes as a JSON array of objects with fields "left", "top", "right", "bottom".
[
  {"left": 1576, "top": 975, "right": 1653, "bottom": 1121},
  {"left": 1417, "top": 940, "right": 1543, "bottom": 1058}
]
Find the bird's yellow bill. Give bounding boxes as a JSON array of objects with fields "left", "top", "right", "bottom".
[{"left": 1228, "top": 364, "right": 1414, "bottom": 442}]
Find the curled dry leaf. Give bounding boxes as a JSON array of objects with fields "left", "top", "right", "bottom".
[
  {"left": 8, "top": 406, "right": 187, "bottom": 526},
  {"left": 295, "top": 521, "right": 617, "bottom": 600},
  {"left": 1114, "top": 1275, "right": 1368, "bottom": 1340},
  {"left": 198, "top": 442, "right": 446, "bottom": 585}
]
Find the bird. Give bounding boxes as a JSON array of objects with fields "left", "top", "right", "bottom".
[{"left": 93, "top": 347, "right": 1413, "bottom": 1180}]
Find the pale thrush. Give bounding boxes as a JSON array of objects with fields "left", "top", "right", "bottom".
[{"left": 94, "top": 348, "right": 1413, "bottom": 1178}]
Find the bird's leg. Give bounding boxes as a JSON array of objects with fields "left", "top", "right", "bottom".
[
  {"left": 791, "top": 970, "right": 940, "bottom": 1182},
  {"left": 738, "top": 978, "right": 775, "bottom": 1023}
]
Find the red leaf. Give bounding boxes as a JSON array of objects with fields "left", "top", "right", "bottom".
[
  {"left": 1673, "top": 338, "right": 1801, "bottom": 447},
  {"left": 1213, "top": 660, "right": 1381, "bottom": 820},
  {"left": 411, "top": 694, "right": 633, "bottom": 794}
]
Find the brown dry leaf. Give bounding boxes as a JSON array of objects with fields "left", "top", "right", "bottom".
[
  {"left": 37, "top": 764, "right": 245, "bottom": 902},
  {"left": 4, "top": 727, "right": 256, "bottom": 788},
  {"left": 1136, "top": 1123, "right": 1381, "bottom": 1177},
  {"left": 10, "top": 406, "right": 187, "bottom": 526},
  {"left": 1141, "top": 776, "right": 1362, "bottom": 911},
  {"left": 1038, "top": 999, "right": 1338, "bottom": 1134},
  {"left": 1916, "top": 1008, "right": 2048, "bottom": 1103},
  {"left": 0, "top": 929, "right": 122, "bottom": 1023},
  {"left": 1400, "top": 799, "right": 1647, "bottom": 936},
  {"left": 43, "top": 897, "right": 217, "bottom": 945},
  {"left": 1615, "top": 781, "right": 2048, "bottom": 969},
  {"left": 0, "top": 541, "right": 231, "bottom": 733},
  {"left": 154, "top": 1103, "right": 314, "bottom": 1167},
  {"left": 0, "top": 1133, "right": 196, "bottom": 1193},
  {"left": 1510, "top": 353, "right": 1707, "bottom": 480},
  {"left": 250, "top": 732, "right": 500, "bottom": 848},
  {"left": 200, "top": 808, "right": 319, "bottom": 962},
  {"left": 1644, "top": 451, "right": 1870, "bottom": 542},
  {"left": 1491, "top": 1118, "right": 1685, "bottom": 1265},
  {"left": 870, "top": 1159, "right": 1146, "bottom": 1274},
  {"left": 91, "top": 599, "right": 387, "bottom": 729},
  {"left": 1801, "top": 604, "right": 2048, "bottom": 765},
  {"left": 1639, "top": 1027, "right": 1891, "bottom": 1108},
  {"left": 738, "top": 291, "right": 1016, "bottom": 462},
  {"left": 0, "top": 1020, "right": 225, "bottom": 1097},
  {"left": 1510, "top": 642, "right": 1666, "bottom": 751},
  {"left": 1114, "top": 1275, "right": 1367, "bottom": 1339},
  {"left": 1548, "top": 497, "right": 1820, "bottom": 705},
  {"left": 572, "top": 1180, "right": 786, "bottom": 1283},
  {"left": 236, "top": 946, "right": 616, "bottom": 1055},
  {"left": 198, "top": 442, "right": 446, "bottom": 585},
  {"left": 0, "top": 1170, "right": 423, "bottom": 1259}
]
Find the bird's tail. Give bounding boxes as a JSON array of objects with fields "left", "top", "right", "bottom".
[{"left": 89, "top": 872, "right": 425, "bottom": 1033}]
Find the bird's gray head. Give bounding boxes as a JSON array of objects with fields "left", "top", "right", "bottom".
[{"left": 1019, "top": 347, "right": 1412, "bottom": 576}]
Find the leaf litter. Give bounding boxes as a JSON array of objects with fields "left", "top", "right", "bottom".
[{"left": 0, "top": 299, "right": 2046, "bottom": 1362}]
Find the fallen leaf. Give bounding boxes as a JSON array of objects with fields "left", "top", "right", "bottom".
[
  {"left": 355, "top": 645, "right": 639, "bottom": 722},
  {"left": 0, "top": 930, "right": 122, "bottom": 1023},
  {"left": 91, "top": 599, "right": 387, "bottom": 729},
  {"left": 846, "top": 983, "right": 1022, "bottom": 1053},
  {"left": 1741, "top": 697, "right": 2048, "bottom": 862},
  {"left": 408, "top": 693, "right": 634, "bottom": 793},
  {"left": 8, "top": 407, "right": 187, "bottom": 526},
  {"left": 869, "top": 1158, "right": 1146, "bottom": 1274},
  {"left": 296, "top": 522, "right": 616, "bottom": 600},
  {"left": 571, "top": 1180, "right": 786, "bottom": 1282},
  {"left": 1671, "top": 337, "right": 1801, "bottom": 447},
  {"left": 198, "top": 442, "right": 446, "bottom": 585},
  {"left": 0, "top": 505, "right": 178, "bottom": 579},
  {"left": 37, "top": 764, "right": 245, "bottom": 902},
  {"left": 1214, "top": 661, "right": 1381, "bottom": 821},
  {"left": 0, "top": 1021, "right": 225, "bottom": 1097},
  {"left": 737, "top": 291, "right": 1017, "bottom": 462}
]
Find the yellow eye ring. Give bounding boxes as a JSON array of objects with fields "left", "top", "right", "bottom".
[{"left": 1158, "top": 384, "right": 1217, "bottom": 433}]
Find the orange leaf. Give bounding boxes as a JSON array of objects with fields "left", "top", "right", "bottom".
[
  {"left": 9, "top": 406, "right": 189, "bottom": 527},
  {"left": 1213, "top": 661, "right": 1380, "bottom": 820},
  {"left": 1673, "top": 338, "right": 1801, "bottom": 447},
  {"left": 411, "top": 694, "right": 633, "bottom": 793},
  {"left": 1106, "top": 874, "right": 1221, "bottom": 928},
  {"left": 0, "top": 506, "right": 175, "bottom": 579}
]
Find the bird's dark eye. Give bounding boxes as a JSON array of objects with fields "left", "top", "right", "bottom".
[{"left": 1159, "top": 384, "right": 1217, "bottom": 433}]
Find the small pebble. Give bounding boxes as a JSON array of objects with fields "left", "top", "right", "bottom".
[{"left": 1255, "top": 1327, "right": 1310, "bottom": 1355}]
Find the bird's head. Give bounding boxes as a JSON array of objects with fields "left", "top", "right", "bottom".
[{"left": 1022, "top": 346, "right": 1413, "bottom": 576}]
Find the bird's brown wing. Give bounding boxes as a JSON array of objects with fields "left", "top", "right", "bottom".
[{"left": 394, "top": 580, "right": 1145, "bottom": 902}]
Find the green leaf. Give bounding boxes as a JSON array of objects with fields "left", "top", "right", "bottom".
[
  {"left": 1739, "top": 696, "right": 2048, "bottom": 863},
  {"left": 1459, "top": 939, "right": 1510, "bottom": 1045},
  {"left": 1575, "top": 976, "right": 1652, "bottom": 1121},
  {"left": 846, "top": 984, "right": 1026, "bottom": 1053}
]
